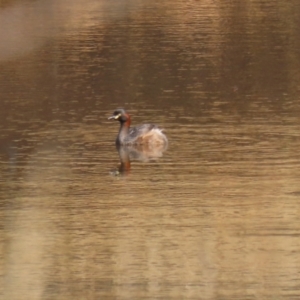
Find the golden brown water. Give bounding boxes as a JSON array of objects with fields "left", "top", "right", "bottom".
[{"left": 1, "top": 0, "right": 300, "bottom": 299}]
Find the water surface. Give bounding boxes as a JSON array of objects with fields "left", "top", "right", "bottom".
[{"left": 1, "top": 0, "right": 300, "bottom": 299}]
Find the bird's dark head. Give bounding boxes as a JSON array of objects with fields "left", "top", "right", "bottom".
[{"left": 108, "top": 108, "right": 130, "bottom": 124}]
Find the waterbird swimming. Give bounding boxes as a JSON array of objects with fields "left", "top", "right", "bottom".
[{"left": 108, "top": 108, "right": 168, "bottom": 146}]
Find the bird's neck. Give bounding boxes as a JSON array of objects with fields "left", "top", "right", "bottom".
[{"left": 117, "top": 119, "right": 131, "bottom": 144}]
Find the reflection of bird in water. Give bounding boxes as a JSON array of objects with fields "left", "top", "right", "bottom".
[
  {"left": 116, "top": 145, "right": 131, "bottom": 175},
  {"left": 113, "top": 143, "right": 168, "bottom": 175},
  {"left": 108, "top": 108, "right": 168, "bottom": 146}
]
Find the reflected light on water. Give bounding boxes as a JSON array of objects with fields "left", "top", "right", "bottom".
[
  {"left": 0, "top": 0, "right": 142, "bottom": 61},
  {"left": 1, "top": 0, "right": 300, "bottom": 299}
]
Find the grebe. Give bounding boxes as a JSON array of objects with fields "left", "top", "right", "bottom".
[{"left": 108, "top": 108, "right": 168, "bottom": 146}]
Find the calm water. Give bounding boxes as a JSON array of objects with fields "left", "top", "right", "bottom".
[{"left": 1, "top": 0, "right": 300, "bottom": 299}]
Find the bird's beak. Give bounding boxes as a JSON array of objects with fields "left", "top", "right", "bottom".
[{"left": 108, "top": 113, "right": 121, "bottom": 120}]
